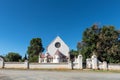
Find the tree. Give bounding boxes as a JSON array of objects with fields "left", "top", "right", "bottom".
[
  {"left": 69, "top": 50, "right": 79, "bottom": 70},
  {"left": 77, "top": 41, "right": 87, "bottom": 62},
  {"left": 78, "top": 24, "right": 120, "bottom": 63},
  {"left": 69, "top": 49, "right": 79, "bottom": 58},
  {"left": 27, "top": 38, "right": 44, "bottom": 62},
  {"left": 5, "top": 52, "right": 22, "bottom": 62},
  {"left": 98, "top": 26, "right": 120, "bottom": 63},
  {"left": 22, "top": 54, "right": 28, "bottom": 61},
  {"left": 77, "top": 25, "right": 99, "bottom": 62},
  {"left": 0, "top": 55, "right": 4, "bottom": 60}
]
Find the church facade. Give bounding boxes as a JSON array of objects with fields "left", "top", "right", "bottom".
[{"left": 39, "top": 36, "right": 70, "bottom": 63}]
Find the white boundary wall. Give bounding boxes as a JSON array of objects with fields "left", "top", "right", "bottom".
[
  {"left": 0, "top": 56, "right": 120, "bottom": 70},
  {"left": 1, "top": 62, "right": 81, "bottom": 69},
  {"left": 0, "top": 55, "right": 83, "bottom": 69},
  {"left": 108, "top": 64, "right": 120, "bottom": 70},
  {"left": 29, "top": 63, "right": 70, "bottom": 69},
  {"left": 4, "top": 62, "right": 27, "bottom": 69}
]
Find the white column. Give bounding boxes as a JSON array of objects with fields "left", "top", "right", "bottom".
[
  {"left": 24, "top": 60, "right": 29, "bottom": 69},
  {"left": 38, "top": 53, "right": 42, "bottom": 63},
  {"left": 77, "top": 54, "right": 83, "bottom": 69},
  {"left": 102, "top": 61, "right": 107, "bottom": 70},
  {"left": 91, "top": 54, "right": 98, "bottom": 69},
  {"left": 44, "top": 57, "right": 47, "bottom": 63},
  {"left": 0, "top": 57, "right": 4, "bottom": 68},
  {"left": 38, "top": 54, "right": 42, "bottom": 63},
  {"left": 86, "top": 58, "right": 92, "bottom": 69}
]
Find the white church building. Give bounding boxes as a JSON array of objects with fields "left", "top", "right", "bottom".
[{"left": 39, "top": 36, "right": 70, "bottom": 63}]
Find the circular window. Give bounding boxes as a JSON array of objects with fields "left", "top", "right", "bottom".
[{"left": 55, "top": 42, "right": 61, "bottom": 48}]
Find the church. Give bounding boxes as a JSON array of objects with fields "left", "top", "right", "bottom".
[{"left": 39, "top": 36, "right": 70, "bottom": 63}]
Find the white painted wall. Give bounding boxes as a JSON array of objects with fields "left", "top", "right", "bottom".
[
  {"left": 29, "top": 63, "right": 70, "bottom": 69},
  {"left": 4, "top": 62, "right": 27, "bottom": 69},
  {"left": 108, "top": 64, "right": 120, "bottom": 70},
  {"left": 1, "top": 61, "right": 120, "bottom": 70},
  {"left": 0, "top": 57, "right": 4, "bottom": 68}
]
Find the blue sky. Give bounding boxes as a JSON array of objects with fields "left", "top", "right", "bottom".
[{"left": 0, "top": 0, "right": 120, "bottom": 57}]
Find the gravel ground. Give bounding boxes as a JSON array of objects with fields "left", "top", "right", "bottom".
[{"left": 0, "top": 69, "right": 120, "bottom": 80}]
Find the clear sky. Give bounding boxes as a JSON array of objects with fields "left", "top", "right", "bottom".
[{"left": 0, "top": 0, "right": 120, "bottom": 57}]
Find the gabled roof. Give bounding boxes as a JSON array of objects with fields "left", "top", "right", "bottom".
[
  {"left": 54, "top": 49, "right": 66, "bottom": 58},
  {"left": 40, "top": 53, "right": 53, "bottom": 58},
  {"left": 46, "top": 36, "right": 69, "bottom": 50},
  {"left": 54, "top": 49, "right": 62, "bottom": 55},
  {"left": 40, "top": 54, "right": 45, "bottom": 58},
  {"left": 46, "top": 53, "right": 53, "bottom": 58}
]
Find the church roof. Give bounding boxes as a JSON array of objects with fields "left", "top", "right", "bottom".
[
  {"left": 54, "top": 49, "right": 66, "bottom": 58},
  {"left": 46, "top": 53, "right": 53, "bottom": 58},
  {"left": 40, "top": 53, "right": 53, "bottom": 58},
  {"left": 40, "top": 54, "right": 45, "bottom": 58},
  {"left": 54, "top": 49, "right": 62, "bottom": 55},
  {"left": 46, "top": 36, "right": 69, "bottom": 50}
]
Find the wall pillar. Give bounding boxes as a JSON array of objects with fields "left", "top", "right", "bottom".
[
  {"left": 86, "top": 58, "right": 92, "bottom": 69},
  {"left": 43, "top": 57, "right": 47, "bottom": 63},
  {"left": 38, "top": 53, "right": 41, "bottom": 63},
  {"left": 102, "top": 61, "right": 107, "bottom": 70},
  {"left": 0, "top": 57, "right": 4, "bottom": 68},
  {"left": 38, "top": 58, "right": 41, "bottom": 63},
  {"left": 77, "top": 54, "right": 83, "bottom": 69},
  {"left": 38, "top": 53, "right": 42, "bottom": 63},
  {"left": 24, "top": 60, "right": 29, "bottom": 69},
  {"left": 91, "top": 54, "right": 98, "bottom": 69}
]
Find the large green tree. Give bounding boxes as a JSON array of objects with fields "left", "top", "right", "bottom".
[
  {"left": 5, "top": 52, "right": 22, "bottom": 62},
  {"left": 78, "top": 25, "right": 120, "bottom": 63},
  {"left": 69, "top": 49, "right": 79, "bottom": 58},
  {"left": 27, "top": 38, "right": 44, "bottom": 62}
]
